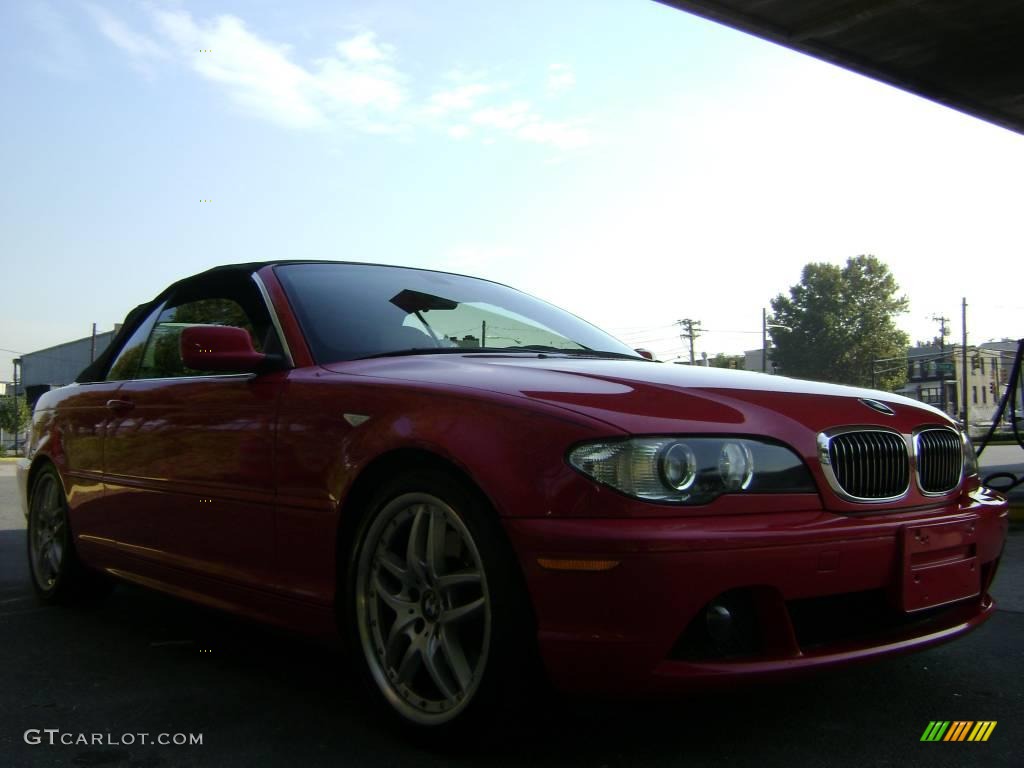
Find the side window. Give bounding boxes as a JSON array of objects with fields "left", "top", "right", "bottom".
[
  {"left": 136, "top": 297, "right": 265, "bottom": 379},
  {"left": 106, "top": 304, "right": 164, "bottom": 381}
]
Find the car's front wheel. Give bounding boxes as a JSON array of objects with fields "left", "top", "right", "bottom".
[{"left": 348, "top": 470, "right": 535, "bottom": 734}]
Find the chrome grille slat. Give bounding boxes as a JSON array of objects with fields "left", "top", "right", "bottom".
[
  {"left": 889, "top": 436, "right": 899, "bottom": 495},
  {"left": 826, "top": 430, "right": 909, "bottom": 500},
  {"left": 916, "top": 428, "right": 962, "bottom": 494},
  {"left": 864, "top": 433, "right": 874, "bottom": 496},
  {"left": 873, "top": 434, "right": 882, "bottom": 497}
]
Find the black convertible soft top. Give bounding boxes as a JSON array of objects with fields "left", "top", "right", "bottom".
[
  {"left": 74, "top": 262, "right": 267, "bottom": 383},
  {"left": 74, "top": 259, "right": 505, "bottom": 383}
]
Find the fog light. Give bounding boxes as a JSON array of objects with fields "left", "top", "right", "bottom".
[{"left": 705, "top": 603, "right": 733, "bottom": 644}]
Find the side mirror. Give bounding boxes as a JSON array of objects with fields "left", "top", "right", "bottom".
[
  {"left": 180, "top": 325, "right": 267, "bottom": 373},
  {"left": 635, "top": 348, "right": 654, "bottom": 360}
]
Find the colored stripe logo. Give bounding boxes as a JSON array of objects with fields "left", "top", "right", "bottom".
[{"left": 921, "top": 721, "right": 997, "bottom": 742}]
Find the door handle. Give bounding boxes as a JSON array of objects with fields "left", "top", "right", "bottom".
[{"left": 106, "top": 399, "right": 135, "bottom": 413}]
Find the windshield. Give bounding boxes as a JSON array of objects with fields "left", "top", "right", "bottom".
[{"left": 275, "top": 263, "right": 640, "bottom": 363}]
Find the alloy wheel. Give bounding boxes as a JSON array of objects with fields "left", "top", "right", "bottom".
[
  {"left": 29, "top": 474, "right": 66, "bottom": 592},
  {"left": 356, "top": 492, "right": 492, "bottom": 725}
]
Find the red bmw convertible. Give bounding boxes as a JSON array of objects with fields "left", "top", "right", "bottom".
[{"left": 17, "top": 261, "right": 1008, "bottom": 731}]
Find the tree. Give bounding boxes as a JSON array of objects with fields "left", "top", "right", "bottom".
[
  {"left": 769, "top": 255, "right": 909, "bottom": 390},
  {"left": 0, "top": 395, "right": 30, "bottom": 436},
  {"left": 708, "top": 353, "right": 746, "bottom": 370}
]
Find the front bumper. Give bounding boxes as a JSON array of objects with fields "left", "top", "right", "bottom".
[
  {"left": 505, "top": 486, "right": 1008, "bottom": 694},
  {"left": 15, "top": 458, "right": 30, "bottom": 520}
]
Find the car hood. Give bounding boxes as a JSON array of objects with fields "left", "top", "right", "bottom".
[{"left": 326, "top": 354, "right": 951, "bottom": 438}]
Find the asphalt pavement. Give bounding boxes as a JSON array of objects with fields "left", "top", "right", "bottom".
[{"left": 0, "top": 462, "right": 1021, "bottom": 768}]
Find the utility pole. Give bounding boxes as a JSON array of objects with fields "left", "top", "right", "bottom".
[
  {"left": 961, "top": 298, "right": 969, "bottom": 427},
  {"left": 931, "top": 314, "right": 950, "bottom": 415},
  {"left": 762, "top": 308, "right": 767, "bottom": 373},
  {"left": 12, "top": 358, "right": 21, "bottom": 456},
  {"left": 677, "top": 319, "right": 702, "bottom": 365},
  {"left": 90, "top": 322, "right": 97, "bottom": 362},
  {"left": 761, "top": 310, "right": 790, "bottom": 374}
]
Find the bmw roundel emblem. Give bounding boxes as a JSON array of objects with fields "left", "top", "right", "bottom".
[{"left": 859, "top": 398, "right": 895, "bottom": 416}]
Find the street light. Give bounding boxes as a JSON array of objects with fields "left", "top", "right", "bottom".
[{"left": 762, "top": 308, "right": 791, "bottom": 373}]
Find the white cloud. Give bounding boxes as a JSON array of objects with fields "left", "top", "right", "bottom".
[
  {"left": 337, "top": 31, "right": 391, "bottom": 63},
  {"left": 315, "top": 31, "right": 407, "bottom": 120},
  {"left": 471, "top": 102, "right": 532, "bottom": 131},
  {"left": 547, "top": 63, "right": 575, "bottom": 93},
  {"left": 316, "top": 65, "right": 403, "bottom": 112},
  {"left": 472, "top": 102, "right": 591, "bottom": 149},
  {"left": 427, "top": 83, "right": 492, "bottom": 114},
  {"left": 85, "top": 3, "right": 166, "bottom": 61},
  {"left": 86, "top": 8, "right": 591, "bottom": 149},
  {"left": 147, "top": 11, "right": 406, "bottom": 129},
  {"left": 153, "top": 10, "right": 326, "bottom": 129}
]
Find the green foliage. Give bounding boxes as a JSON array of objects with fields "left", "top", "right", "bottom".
[
  {"left": 769, "top": 255, "right": 909, "bottom": 390},
  {"left": 0, "top": 395, "right": 30, "bottom": 434},
  {"left": 708, "top": 353, "right": 745, "bottom": 370},
  {"left": 107, "top": 342, "right": 145, "bottom": 381},
  {"left": 169, "top": 299, "right": 256, "bottom": 340}
]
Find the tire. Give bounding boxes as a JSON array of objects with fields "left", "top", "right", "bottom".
[
  {"left": 27, "top": 465, "right": 111, "bottom": 604},
  {"left": 346, "top": 468, "right": 538, "bottom": 738}
]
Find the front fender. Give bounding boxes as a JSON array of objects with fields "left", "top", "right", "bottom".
[
  {"left": 276, "top": 370, "right": 623, "bottom": 518},
  {"left": 271, "top": 371, "right": 623, "bottom": 604}
]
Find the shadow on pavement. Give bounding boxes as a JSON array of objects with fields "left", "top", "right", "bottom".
[{"left": 0, "top": 526, "right": 1021, "bottom": 768}]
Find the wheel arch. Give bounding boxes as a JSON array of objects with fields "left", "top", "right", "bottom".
[
  {"left": 26, "top": 454, "right": 63, "bottom": 509},
  {"left": 333, "top": 446, "right": 537, "bottom": 641},
  {"left": 336, "top": 447, "right": 495, "bottom": 579}
]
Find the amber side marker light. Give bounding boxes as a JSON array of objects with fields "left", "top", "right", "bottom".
[{"left": 537, "top": 558, "right": 620, "bottom": 572}]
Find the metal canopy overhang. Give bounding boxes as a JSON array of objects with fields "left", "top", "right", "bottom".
[{"left": 658, "top": 0, "right": 1024, "bottom": 136}]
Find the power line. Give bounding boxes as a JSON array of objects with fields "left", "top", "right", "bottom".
[
  {"left": 0, "top": 346, "right": 105, "bottom": 367},
  {"left": 608, "top": 323, "right": 679, "bottom": 333}
]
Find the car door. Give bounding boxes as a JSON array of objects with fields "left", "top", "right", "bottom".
[
  {"left": 103, "top": 272, "right": 285, "bottom": 592},
  {"left": 70, "top": 302, "right": 165, "bottom": 553}
]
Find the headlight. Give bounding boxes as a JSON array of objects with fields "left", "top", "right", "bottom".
[
  {"left": 961, "top": 431, "right": 979, "bottom": 477},
  {"left": 718, "top": 442, "right": 754, "bottom": 491},
  {"left": 660, "top": 442, "right": 698, "bottom": 490},
  {"left": 568, "top": 437, "right": 815, "bottom": 504}
]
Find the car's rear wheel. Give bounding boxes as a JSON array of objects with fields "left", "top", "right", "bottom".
[
  {"left": 27, "top": 465, "right": 110, "bottom": 603},
  {"left": 348, "top": 470, "right": 535, "bottom": 735}
]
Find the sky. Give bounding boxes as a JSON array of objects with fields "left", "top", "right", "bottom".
[{"left": 2, "top": 0, "right": 1023, "bottom": 381}]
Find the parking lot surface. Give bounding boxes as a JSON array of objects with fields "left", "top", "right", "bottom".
[{"left": 1, "top": 463, "right": 1021, "bottom": 768}]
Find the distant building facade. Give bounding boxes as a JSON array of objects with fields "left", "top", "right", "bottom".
[
  {"left": 20, "top": 328, "right": 119, "bottom": 408},
  {"left": 895, "top": 340, "right": 1019, "bottom": 428},
  {"left": 743, "top": 348, "right": 780, "bottom": 374}
]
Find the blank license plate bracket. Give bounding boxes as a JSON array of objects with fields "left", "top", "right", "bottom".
[{"left": 899, "top": 519, "right": 980, "bottom": 613}]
